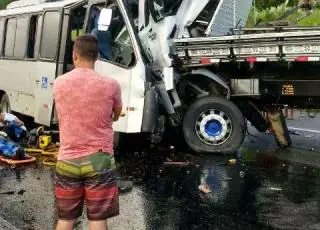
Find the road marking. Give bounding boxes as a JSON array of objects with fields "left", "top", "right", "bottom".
[{"left": 289, "top": 127, "right": 320, "bottom": 134}]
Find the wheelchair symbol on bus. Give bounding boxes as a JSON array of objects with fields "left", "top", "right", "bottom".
[{"left": 41, "top": 77, "right": 48, "bottom": 89}]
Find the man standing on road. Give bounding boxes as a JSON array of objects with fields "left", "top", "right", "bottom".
[{"left": 53, "top": 34, "right": 122, "bottom": 230}]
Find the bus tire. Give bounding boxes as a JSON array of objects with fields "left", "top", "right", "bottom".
[
  {"left": 0, "top": 93, "right": 11, "bottom": 113},
  {"left": 183, "top": 96, "right": 245, "bottom": 154}
]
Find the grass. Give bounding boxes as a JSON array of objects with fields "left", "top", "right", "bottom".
[
  {"left": 246, "top": 2, "right": 320, "bottom": 27},
  {"left": 297, "top": 9, "right": 320, "bottom": 26}
]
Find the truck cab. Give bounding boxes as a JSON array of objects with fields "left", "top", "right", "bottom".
[{"left": 93, "top": 0, "right": 250, "bottom": 153}]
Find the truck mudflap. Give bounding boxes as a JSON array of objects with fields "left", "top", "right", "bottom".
[
  {"left": 265, "top": 110, "right": 292, "bottom": 149},
  {"left": 235, "top": 100, "right": 269, "bottom": 132},
  {"left": 141, "top": 86, "right": 159, "bottom": 133}
]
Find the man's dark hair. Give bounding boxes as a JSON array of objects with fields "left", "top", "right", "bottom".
[{"left": 74, "top": 34, "right": 99, "bottom": 61}]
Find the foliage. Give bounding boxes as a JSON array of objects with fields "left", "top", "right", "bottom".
[
  {"left": 254, "top": 0, "right": 288, "bottom": 10},
  {"left": 247, "top": 0, "right": 320, "bottom": 27},
  {"left": 247, "top": 1, "right": 292, "bottom": 26},
  {"left": 0, "top": 0, "right": 14, "bottom": 9},
  {"left": 297, "top": 9, "right": 320, "bottom": 25}
]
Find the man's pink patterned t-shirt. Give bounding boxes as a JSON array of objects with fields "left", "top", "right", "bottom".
[{"left": 53, "top": 68, "right": 122, "bottom": 160}]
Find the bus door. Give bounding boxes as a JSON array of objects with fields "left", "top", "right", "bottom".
[
  {"left": 34, "top": 9, "right": 63, "bottom": 126},
  {"left": 84, "top": 0, "right": 146, "bottom": 133}
]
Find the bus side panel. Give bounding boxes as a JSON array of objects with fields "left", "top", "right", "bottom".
[
  {"left": 0, "top": 59, "right": 36, "bottom": 117},
  {"left": 34, "top": 61, "right": 56, "bottom": 126}
]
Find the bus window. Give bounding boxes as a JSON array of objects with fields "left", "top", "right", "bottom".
[
  {"left": 89, "top": 4, "right": 136, "bottom": 68},
  {"left": 64, "top": 5, "right": 86, "bottom": 72},
  {"left": 27, "top": 15, "right": 38, "bottom": 59},
  {"left": 34, "top": 15, "right": 42, "bottom": 60},
  {"left": 0, "top": 20, "right": 4, "bottom": 56},
  {"left": 40, "top": 11, "right": 60, "bottom": 60},
  {"left": 14, "top": 16, "right": 28, "bottom": 58},
  {"left": 4, "top": 18, "right": 17, "bottom": 57}
]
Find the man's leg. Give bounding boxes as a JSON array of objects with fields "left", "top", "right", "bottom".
[
  {"left": 56, "top": 220, "right": 76, "bottom": 230},
  {"left": 89, "top": 220, "right": 108, "bottom": 230},
  {"left": 83, "top": 153, "right": 119, "bottom": 229},
  {"left": 55, "top": 160, "right": 84, "bottom": 230}
]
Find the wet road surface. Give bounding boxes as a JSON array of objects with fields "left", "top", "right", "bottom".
[{"left": 1, "top": 113, "right": 320, "bottom": 230}]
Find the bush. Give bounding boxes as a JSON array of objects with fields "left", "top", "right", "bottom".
[
  {"left": 298, "top": 9, "right": 320, "bottom": 25},
  {"left": 247, "top": 1, "right": 292, "bottom": 26},
  {"left": 254, "top": 0, "right": 289, "bottom": 10},
  {"left": 0, "top": 0, "right": 15, "bottom": 9}
]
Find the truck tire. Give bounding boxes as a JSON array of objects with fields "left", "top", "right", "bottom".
[
  {"left": 183, "top": 96, "right": 245, "bottom": 154},
  {"left": 0, "top": 93, "right": 11, "bottom": 113}
]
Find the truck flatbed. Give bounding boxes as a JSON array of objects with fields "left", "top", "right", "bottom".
[{"left": 172, "top": 27, "right": 320, "bottom": 67}]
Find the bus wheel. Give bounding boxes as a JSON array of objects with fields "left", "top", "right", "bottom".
[
  {"left": 0, "top": 93, "right": 11, "bottom": 113},
  {"left": 183, "top": 96, "right": 245, "bottom": 154}
]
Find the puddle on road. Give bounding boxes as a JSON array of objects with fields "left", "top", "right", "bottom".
[
  {"left": 0, "top": 147, "right": 320, "bottom": 230},
  {"left": 119, "top": 147, "right": 320, "bottom": 230}
]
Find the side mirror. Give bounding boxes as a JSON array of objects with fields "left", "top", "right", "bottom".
[{"left": 98, "top": 8, "right": 112, "bottom": 31}]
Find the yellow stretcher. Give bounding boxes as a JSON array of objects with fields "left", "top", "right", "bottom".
[
  {"left": 23, "top": 126, "right": 59, "bottom": 166},
  {"left": 24, "top": 145, "right": 58, "bottom": 167},
  {"left": 0, "top": 126, "right": 59, "bottom": 167}
]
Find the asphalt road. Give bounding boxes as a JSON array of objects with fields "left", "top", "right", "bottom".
[{"left": 0, "top": 111, "right": 320, "bottom": 230}]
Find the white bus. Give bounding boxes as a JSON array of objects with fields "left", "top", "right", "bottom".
[{"left": 0, "top": 0, "right": 146, "bottom": 136}]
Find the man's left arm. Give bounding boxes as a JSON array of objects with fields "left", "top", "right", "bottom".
[{"left": 112, "top": 80, "right": 122, "bottom": 122}]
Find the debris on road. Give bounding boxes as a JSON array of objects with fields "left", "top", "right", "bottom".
[
  {"left": 0, "top": 191, "right": 14, "bottom": 195},
  {"left": 289, "top": 130, "right": 301, "bottom": 136},
  {"left": 118, "top": 180, "right": 133, "bottom": 194},
  {"left": 199, "top": 184, "right": 212, "bottom": 194},
  {"left": 163, "top": 161, "right": 190, "bottom": 166},
  {"left": 270, "top": 187, "right": 282, "bottom": 191},
  {"left": 17, "top": 190, "right": 25, "bottom": 195},
  {"left": 217, "top": 159, "right": 237, "bottom": 166},
  {"left": 228, "top": 159, "right": 237, "bottom": 166}
]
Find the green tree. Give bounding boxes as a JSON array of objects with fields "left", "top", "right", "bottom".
[
  {"left": 254, "top": 0, "right": 297, "bottom": 10},
  {"left": 0, "top": 0, "right": 15, "bottom": 9}
]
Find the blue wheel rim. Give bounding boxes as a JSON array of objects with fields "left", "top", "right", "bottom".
[
  {"left": 205, "top": 119, "right": 222, "bottom": 137},
  {"left": 195, "top": 109, "right": 233, "bottom": 146}
]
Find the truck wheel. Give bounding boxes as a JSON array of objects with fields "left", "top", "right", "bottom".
[
  {"left": 0, "top": 93, "right": 11, "bottom": 113},
  {"left": 183, "top": 96, "right": 245, "bottom": 154}
]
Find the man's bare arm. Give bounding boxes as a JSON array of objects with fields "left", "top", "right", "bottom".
[
  {"left": 112, "top": 80, "right": 122, "bottom": 122},
  {"left": 113, "top": 107, "right": 122, "bottom": 122}
]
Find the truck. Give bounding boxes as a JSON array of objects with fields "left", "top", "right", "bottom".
[{"left": 0, "top": 0, "right": 319, "bottom": 154}]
